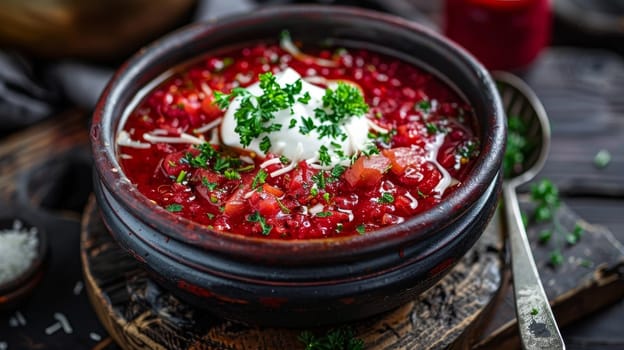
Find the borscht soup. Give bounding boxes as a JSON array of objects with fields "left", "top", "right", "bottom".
[{"left": 117, "top": 32, "right": 480, "bottom": 239}]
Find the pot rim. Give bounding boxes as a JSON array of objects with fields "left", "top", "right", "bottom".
[{"left": 91, "top": 5, "right": 505, "bottom": 259}]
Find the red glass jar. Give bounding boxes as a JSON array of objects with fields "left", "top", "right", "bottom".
[{"left": 444, "top": 0, "right": 551, "bottom": 70}]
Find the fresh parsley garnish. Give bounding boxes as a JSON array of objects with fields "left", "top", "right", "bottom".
[
  {"left": 316, "top": 211, "right": 332, "bottom": 218},
  {"left": 298, "top": 327, "right": 363, "bottom": 350},
  {"left": 299, "top": 116, "right": 316, "bottom": 135},
  {"left": 377, "top": 192, "right": 394, "bottom": 204},
  {"left": 312, "top": 171, "right": 327, "bottom": 190},
  {"left": 214, "top": 72, "right": 307, "bottom": 151},
  {"left": 202, "top": 177, "right": 218, "bottom": 190},
  {"left": 247, "top": 211, "right": 272, "bottom": 236},
  {"left": 356, "top": 224, "right": 366, "bottom": 235},
  {"left": 318, "top": 145, "right": 331, "bottom": 166},
  {"left": 165, "top": 204, "right": 183, "bottom": 212},
  {"left": 329, "top": 165, "right": 346, "bottom": 180},
  {"left": 175, "top": 170, "right": 187, "bottom": 183},
  {"left": 416, "top": 99, "right": 431, "bottom": 113},
  {"left": 224, "top": 168, "right": 240, "bottom": 180},
  {"left": 529, "top": 179, "right": 584, "bottom": 267},
  {"left": 184, "top": 143, "right": 242, "bottom": 175},
  {"left": 252, "top": 169, "right": 268, "bottom": 190}
]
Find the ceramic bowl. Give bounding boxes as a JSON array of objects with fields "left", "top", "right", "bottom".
[{"left": 91, "top": 5, "right": 505, "bottom": 327}]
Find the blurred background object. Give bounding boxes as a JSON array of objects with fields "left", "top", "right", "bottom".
[
  {"left": 0, "top": 0, "right": 196, "bottom": 62},
  {"left": 443, "top": 0, "right": 551, "bottom": 71},
  {"left": 553, "top": 0, "right": 624, "bottom": 55}
]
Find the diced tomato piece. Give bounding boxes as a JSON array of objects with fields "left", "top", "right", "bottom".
[
  {"left": 257, "top": 197, "right": 281, "bottom": 217},
  {"left": 224, "top": 199, "right": 247, "bottom": 218},
  {"left": 161, "top": 151, "right": 191, "bottom": 177},
  {"left": 223, "top": 182, "right": 251, "bottom": 217},
  {"left": 344, "top": 154, "right": 391, "bottom": 188},
  {"left": 200, "top": 94, "right": 223, "bottom": 119},
  {"left": 382, "top": 147, "right": 425, "bottom": 175},
  {"left": 394, "top": 194, "right": 416, "bottom": 215},
  {"left": 416, "top": 162, "right": 443, "bottom": 194}
]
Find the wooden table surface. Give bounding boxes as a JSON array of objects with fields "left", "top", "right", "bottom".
[{"left": 520, "top": 48, "right": 624, "bottom": 349}]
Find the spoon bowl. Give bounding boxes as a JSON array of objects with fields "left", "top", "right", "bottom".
[{"left": 494, "top": 71, "right": 565, "bottom": 349}]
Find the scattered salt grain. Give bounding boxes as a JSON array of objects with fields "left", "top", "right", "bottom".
[
  {"left": 73, "top": 281, "right": 84, "bottom": 295},
  {"left": 53, "top": 312, "right": 73, "bottom": 334},
  {"left": 0, "top": 220, "right": 39, "bottom": 285},
  {"left": 7, "top": 310, "right": 27, "bottom": 327},
  {"left": 45, "top": 322, "right": 62, "bottom": 335},
  {"left": 89, "top": 332, "right": 102, "bottom": 341},
  {"left": 0, "top": 341, "right": 7, "bottom": 350},
  {"left": 15, "top": 311, "right": 26, "bottom": 326}
]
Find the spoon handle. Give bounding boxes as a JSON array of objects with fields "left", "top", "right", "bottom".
[{"left": 503, "top": 184, "right": 565, "bottom": 350}]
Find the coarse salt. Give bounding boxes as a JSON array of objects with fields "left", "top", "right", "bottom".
[{"left": 0, "top": 220, "right": 39, "bottom": 285}]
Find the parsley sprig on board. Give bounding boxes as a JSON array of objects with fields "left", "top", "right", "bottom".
[
  {"left": 529, "top": 179, "right": 584, "bottom": 267},
  {"left": 299, "top": 328, "right": 364, "bottom": 350}
]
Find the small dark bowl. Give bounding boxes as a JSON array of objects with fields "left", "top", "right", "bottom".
[
  {"left": 91, "top": 5, "right": 505, "bottom": 327},
  {"left": 0, "top": 217, "right": 48, "bottom": 310}
]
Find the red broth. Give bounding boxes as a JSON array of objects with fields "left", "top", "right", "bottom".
[{"left": 117, "top": 39, "right": 479, "bottom": 239}]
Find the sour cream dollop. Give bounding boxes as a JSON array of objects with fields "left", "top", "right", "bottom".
[{"left": 220, "top": 68, "right": 370, "bottom": 166}]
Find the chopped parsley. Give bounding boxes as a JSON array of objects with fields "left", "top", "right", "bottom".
[
  {"left": 298, "top": 91, "right": 311, "bottom": 104},
  {"left": 259, "top": 136, "right": 272, "bottom": 154},
  {"left": 377, "top": 192, "right": 395, "bottom": 204},
  {"left": 299, "top": 116, "right": 316, "bottom": 135},
  {"left": 215, "top": 71, "right": 305, "bottom": 149},
  {"left": 175, "top": 170, "right": 187, "bottom": 183},
  {"left": 252, "top": 169, "right": 268, "bottom": 190},
  {"left": 416, "top": 99, "right": 431, "bottom": 113},
  {"left": 361, "top": 143, "right": 380, "bottom": 157},
  {"left": 323, "top": 192, "right": 331, "bottom": 204},
  {"left": 224, "top": 168, "right": 241, "bottom": 180},
  {"left": 165, "top": 204, "right": 183, "bottom": 212},
  {"left": 298, "top": 328, "right": 363, "bottom": 350},
  {"left": 202, "top": 177, "right": 218, "bottom": 190},
  {"left": 425, "top": 122, "right": 440, "bottom": 135},
  {"left": 330, "top": 165, "right": 347, "bottom": 180},
  {"left": 530, "top": 308, "right": 539, "bottom": 316},
  {"left": 356, "top": 224, "right": 366, "bottom": 235},
  {"left": 247, "top": 211, "right": 272, "bottom": 236},
  {"left": 594, "top": 149, "right": 611, "bottom": 169},
  {"left": 458, "top": 140, "right": 479, "bottom": 159},
  {"left": 316, "top": 211, "right": 332, "bottom": 218},
  {"left": 312, "top": 171, "right": 327, "bottom": 189},
  {"left": 318, "top": 146, "right": 331, "bottom": 166},
  {"left": 184, "top": 143, "right": 242, "bottom": 175},
  {"left": 529, "top": 179, "right": 584, "bottom": 268}
]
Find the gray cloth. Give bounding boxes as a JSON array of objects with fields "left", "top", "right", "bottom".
[
  {"left": 0, "top": 0, "right": 255, "bottom": 131},
  {"left": 0, "top": 52, "right": 58, "bottom": 130}
]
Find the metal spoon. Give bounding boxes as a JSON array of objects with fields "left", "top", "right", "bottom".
[{"left": 494, "top": 71, "right": 565, "bottom": 350}]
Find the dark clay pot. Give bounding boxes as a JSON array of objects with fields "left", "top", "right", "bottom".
[{"left": 91, "top": 5, "right": 505, "bottom": 327}]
